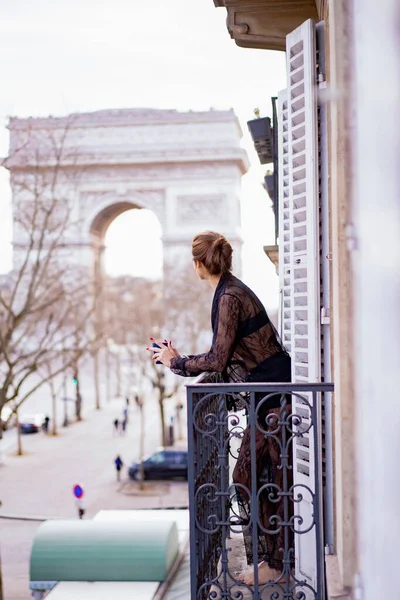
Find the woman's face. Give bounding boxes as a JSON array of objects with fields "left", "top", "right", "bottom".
[{"left": 193, "top": 259, "right": 207, "bottom": 280}]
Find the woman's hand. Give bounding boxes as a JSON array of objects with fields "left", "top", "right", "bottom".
[{"left": 146, "top": 338, "right": 180, "bottom": 368}]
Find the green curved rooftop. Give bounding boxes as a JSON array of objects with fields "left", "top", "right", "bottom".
[{"left": 30, "top": 519, "right": 179, "bottom": 585}]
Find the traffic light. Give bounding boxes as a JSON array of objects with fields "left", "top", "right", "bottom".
[{"left": 72, "top": 377, "right": 78, "bottom": 386}]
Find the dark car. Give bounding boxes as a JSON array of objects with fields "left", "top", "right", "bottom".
[
  {"left": 18, "top": 413, "right": 44, "bottom": 434},
  {"left": 129, "top": 448, "right": 188, "bottom": 481}
]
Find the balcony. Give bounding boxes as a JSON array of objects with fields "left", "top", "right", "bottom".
[{"left": 186, "top": 374, "right": 334, "bottom": 599}]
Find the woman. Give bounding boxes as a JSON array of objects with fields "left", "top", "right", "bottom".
[{"left": 147, "top": 231, "right": 292, "bottom": 585}]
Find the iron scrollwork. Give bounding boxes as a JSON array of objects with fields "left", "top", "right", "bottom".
[{"left": 187, "top": 377, "right": 333, "bottom": 599}]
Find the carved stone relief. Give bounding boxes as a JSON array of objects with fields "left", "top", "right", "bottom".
[
  {"left": 79, "top": 163, "right": 240, "bottom": 183},
  {"left": 62, "top": 122, "right": 237, "bottom": 150},
  {"left": 176, "top": 194, "right": 227, "bottom": 226}
]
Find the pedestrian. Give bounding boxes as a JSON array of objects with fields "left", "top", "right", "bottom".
[
  {"left": 76, "top": 498, "right": 85, "bottom": 520},
  {"left": 123, "top": 406, "right": 128, "bottom": 424},
  {"left": 147, "top": 231, "right": 292, "bottom": 586},
  {"left": 125, "top": 396, "right": 130, "bottom": 407},
  {"left": 115, "top": 455, "right": 124, "bottom": 481},
  {"left": 121, "top": 417, "right": 127, "bottom": 434},
  {"left": 113, "top": 418, "right": 119, "bottom": 435},
  {"left": 42, "top": 415, "right": 50, "bottom": 434}
]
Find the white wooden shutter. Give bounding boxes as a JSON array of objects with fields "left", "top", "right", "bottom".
[
  {"left": 278, "top": 89, "right": 292, "bottom": 352},
  {"left": 285, "top": 19, "right": 322, "bottom": 594}
]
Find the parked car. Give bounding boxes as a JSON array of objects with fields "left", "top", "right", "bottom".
[
  {"left": 0, "top": 405, "right": 17, "bottom": 431},
  {"left": 129, "top": 448, "right": 188, "bottom": 481},
  {"left": 18, "top": 413, "right": 45, "bottom": 434}
]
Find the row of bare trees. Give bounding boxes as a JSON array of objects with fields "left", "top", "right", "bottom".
[{"left": 0, "top": 121, "right": 102, "bottom": 449}]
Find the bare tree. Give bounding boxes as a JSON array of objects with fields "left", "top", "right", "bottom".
[
  {"left": 0, "top": 121, "right": 97, "bottom": 450},
  {"left": 103, "top": 276, "right": 172, "bottom": 444},
  {"left": 0, "top": 536, "right": 3, "bottom": 600},
  {"left": 43, "top": 362, "right": 65, "bottom": 436},
  {"left": 104, "top": 267, "right": 212, "bottom": 445},
  {"left": 39, "top": 326, "right": 101, "bottom": 434}
]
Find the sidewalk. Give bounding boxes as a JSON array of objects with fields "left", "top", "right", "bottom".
[{"left": 0, "top": 395, "right": 188, "bottom": 600}]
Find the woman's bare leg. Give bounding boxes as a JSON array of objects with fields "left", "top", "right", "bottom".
[{"left": 236, "top": 561, "right": 283, "bottom": 585}]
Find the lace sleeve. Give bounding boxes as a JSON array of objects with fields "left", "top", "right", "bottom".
[
  {"left": 170, "top": 294, "right": 240, "bottom": 375},
  {"left": 170, "top": 355, "right": 198, "bottom": 377}
]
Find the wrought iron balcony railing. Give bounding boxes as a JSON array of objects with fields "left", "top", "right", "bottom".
[{"left": 186, "top": 374, "right": 334, "bottom": 600}]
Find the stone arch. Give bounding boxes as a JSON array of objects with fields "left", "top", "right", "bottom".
[
  {"left": 84, "top": 189, "right": 165, "bottom": 243},
  {"left": 90, "top": 200, "right": 140, "bottom": 240},
  {"left": 83, "top": 190, "right": 165, "bottom": 278},
  {"left": 84, "top": 195, "right": 164, "bottom": 291},
  {"left": 88, "top": 196, "right": 164, "bottom": 410}
]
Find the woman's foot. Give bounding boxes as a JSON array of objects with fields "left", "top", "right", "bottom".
[{"left": 236, "top": 561, "right": 283, "bottom": 585}]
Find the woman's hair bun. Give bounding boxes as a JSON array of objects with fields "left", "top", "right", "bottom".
[
  {"left": 192, "top": 231, "right": 233, "bottom": 275},
  {"left": 212, "top": 237, "right": 225, "bottom": 251}
]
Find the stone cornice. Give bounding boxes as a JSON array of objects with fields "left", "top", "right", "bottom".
[
  {"left": 5, "top": 147, "right": 250, "bottom": 174},
  {"left": 214, "top": 0, "right": 318, "bottom": 51},
  {"left": 8, "top": 108, "right": 241, "bottom": 131}
]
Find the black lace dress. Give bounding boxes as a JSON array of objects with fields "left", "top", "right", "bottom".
[{"left": 170, "top": 273, "right": 292, "bottom": 571}]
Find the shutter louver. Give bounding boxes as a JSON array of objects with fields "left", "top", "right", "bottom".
[
  {"left": 277, "top": 89, "right": 292, "bottom": 353},
  {"left": 285, "top": 19, "right": 321, "bottom": 593}
]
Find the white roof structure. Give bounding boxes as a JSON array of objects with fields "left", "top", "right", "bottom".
[
  {"left": 45, "top": 581, "right": 159, "bottom": 599},
  {"left": 44, "top": 509, "right": 191, "bottom": 600}
]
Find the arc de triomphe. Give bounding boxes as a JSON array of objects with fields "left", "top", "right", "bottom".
[{"left": 7, "top": 108, "right": 249, "bottom": 279}]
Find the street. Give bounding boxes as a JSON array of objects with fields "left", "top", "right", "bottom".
[{"left": 0, "top": 394, "right": 188, "bottom": 600}]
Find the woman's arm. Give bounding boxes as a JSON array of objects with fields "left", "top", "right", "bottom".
[
  {"left": 170, "top": 294, "right": 240, "bottom": 374},
  {"left": 170, "top": 356, "right": 198, "bottom": 378}
]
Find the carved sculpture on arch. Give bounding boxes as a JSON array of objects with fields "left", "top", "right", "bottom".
[
  {"left": 78, "top": 162, "right": 242, "bottom": 185},
  {"left": 176, "top": 194, "right": 227, "bottom": 226}
]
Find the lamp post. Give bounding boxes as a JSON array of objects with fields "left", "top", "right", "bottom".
[
  {"left": 62, "top": 374, "right": 69, "bottom": 427},
  {"left": 0, "top": 500, "right": 4, "bottom": 600},
  {"left": 176, "top": 400, "right": 184, "bottom": 441},
  {"left": 105, "top": 342, "right": 111, "bottom": 403},
  {"left": 138, "top": 395, "right": 145, "bottom": 489}
]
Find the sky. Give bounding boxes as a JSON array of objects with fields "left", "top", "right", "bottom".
[{"left": 0, "top": 0, "right": 286, "bottom": 310}]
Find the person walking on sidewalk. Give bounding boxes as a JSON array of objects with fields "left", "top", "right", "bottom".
[
  {"left": 75, "top": 498, "right": 85, "bottom": 520},
  {"left": 42, "top": 415, "right": 50, "bottom": 434},
  {"left": 115, "top": 455, "right": 124, "bottom": 481},
  {"left": 121, "top": 416, "right": 127, "bottom": 435},
  {"left": 113, "top": 418, "right": 119, "bottom": 435}
]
